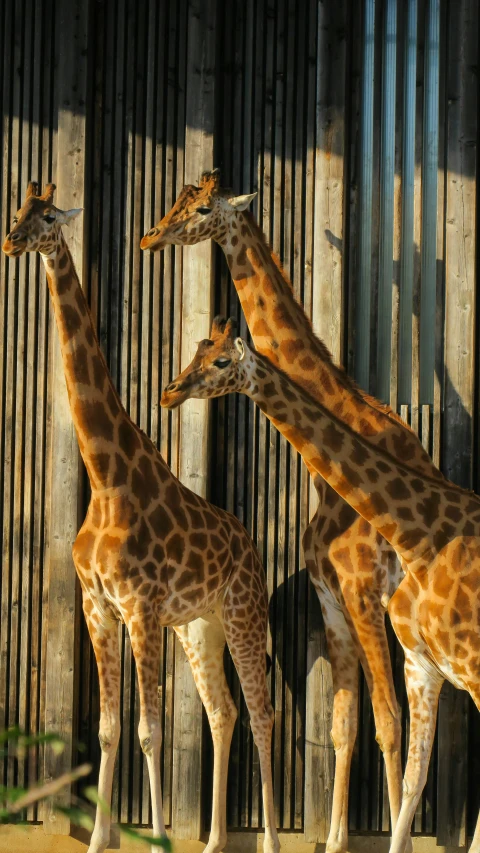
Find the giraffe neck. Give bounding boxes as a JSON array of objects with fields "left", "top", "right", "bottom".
[
  {"left": 238, "top": 350, "right": 476, "bottom": 568},
  {"left": 42, "top": 234, "right": 166, "bottom": 492},
  {"left": 219, "top": 211, "right": 443, "bottom": 483}
]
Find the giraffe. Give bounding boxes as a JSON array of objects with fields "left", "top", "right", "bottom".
[
  {"left": 161, "top": 318, "right": 480, "bottom": 853},
  {"left": 141, "top": 170, "right": 447, "bottom": 852},
  {"left": 2, "top": 183, "right": 280, "bottom": 853}
]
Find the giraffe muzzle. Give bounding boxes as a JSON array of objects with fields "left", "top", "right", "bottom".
[
  {"left": 2, "top": 234, "right": 26, "bottom": 257},
  {"left": 160, "top": 381, "right": 188, "bottom": 409},
  {"left": 140, "top": 227, "right": 166, "bottom": 252}
]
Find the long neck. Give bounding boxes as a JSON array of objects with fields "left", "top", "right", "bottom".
[
  {"left": 42, "top": 234, "right": 163, "bottom": 491},
  {"left": 218, "top": 212, "right": 443, "bottom": 483},
  {"left": 240, "top": 353, "right": 473, "bottom": 568}
]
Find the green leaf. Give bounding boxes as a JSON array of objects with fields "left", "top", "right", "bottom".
[
  {"left": 0, "top": 726, "right": 21, "bottom": 745},
  {"left": 56, "top": 805, "right": 94, "bottom": 832},
  {"left": 0, "top": 784, "right": 28, "bottom": 804},
  {"left": 82, "top": 786, "right": 110, "bottom": 815}
]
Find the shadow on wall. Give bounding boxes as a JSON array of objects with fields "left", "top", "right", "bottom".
[
  {"left": 2, "top": 0, "right": 474, "bottom": 185},
  {"left": 324, "top": 227, "right": 474, "bottom": 488},
  {"left": 264, "top": 228, "right": 476, "bottom": 831}
]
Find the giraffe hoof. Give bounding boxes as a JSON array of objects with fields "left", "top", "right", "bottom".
[
  {"left": 202, "top": 836, "right": 227, "bottom": 853},
  {"left": 326, "top": 842, "right": 347, "bottom": 853}
]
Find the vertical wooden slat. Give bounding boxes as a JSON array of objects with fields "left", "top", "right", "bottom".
[
  {"left": 419, "top": 0, "right": 440, "bottom": 406},
  {"left": 376, "top": 0, "right": 397, "bottom": 402},
  {"left": 398, "top": 0, "right": 417, "bottom": 406},
  {"left": 42, "top": 0, "right": 88, "bottom": 836},
  {"left": 432, "top": 0, "right": 448, "bottom": 473},
  {"left": 171, "top": 0, "right": 216, "bottom": 841},
  {"left": 271, "top": 0, "right": 286, "bottom": 830},
  {"left": 436, "top": 0, "right": 477, "bottom": 845},
  {"left": 355, "top": 0, "right": 375, "bottom": 389},
  {"left": 38, "top": 0, "right": 57, "bottom": 821},
  {"left": 305, "top": 0, "right": 347, "bottom": 842}
]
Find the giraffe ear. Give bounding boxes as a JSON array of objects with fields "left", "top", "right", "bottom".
[
  {"left": 227, "top": 192, "right": 257, "bottom": 211},
  {"left": 56, "top": 208, "right": 83, "bottom": 226},
  {"left": 234, "top": 338, "right": 246, "bottom": 360}
]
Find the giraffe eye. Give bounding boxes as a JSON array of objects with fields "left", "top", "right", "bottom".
[
  {"left": 197, "top": 207, "right": 212, "bottom": 216},
  {"left": 43, "top": 214, "right": 56, "bottom": 224},
  {"left": 213, "top": 358, "right": 231, "bottom": 369}
]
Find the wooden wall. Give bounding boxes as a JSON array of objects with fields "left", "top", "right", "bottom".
[{"left": 0, "top": 0, "right": 479, "bottom": 845}]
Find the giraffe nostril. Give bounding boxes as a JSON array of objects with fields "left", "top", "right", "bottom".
[
  {"left": 165, "top": 382, "right": 177, "bottom": 393},
  {"left": 11, "top": 231, "right": 23, "bottom": 242},
  {"left": 148, "top": 228, "right": 159, "bottom": 238}
]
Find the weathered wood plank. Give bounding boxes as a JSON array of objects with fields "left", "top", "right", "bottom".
[
  {"left": 397, "top": 0, "right": 417, "bottom": 409},
  {"left": 42, "top": 0, "right": 88, "bottom": 835},
  {"left": 3, "top": 0, "right": 22, "bottom": 795},
  {"left": 437, "top": 0, "right": 477, "bottom": 845},
  {"left": 410, "top": 0, "right": 425, "bottom": 437},
  {"left": 171, "top": 0, "right": 216, "bottom": 841},
  {"left": 305, "top": 0, "right": 347, "bottom": 841}
]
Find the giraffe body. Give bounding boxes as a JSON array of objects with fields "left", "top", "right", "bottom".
[
  {"left": 161, "top": 321, "right": 480, "bottom": 853},
  {"left": 3, "top": 185, "right": 279, "bottom": 853},
  {"left": 141, "top": 172, "right": 450, "bottom": 853}
]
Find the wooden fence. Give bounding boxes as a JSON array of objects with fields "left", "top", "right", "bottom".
[{"left": 0, "top": 0, "right": 479, "bottom": 846}]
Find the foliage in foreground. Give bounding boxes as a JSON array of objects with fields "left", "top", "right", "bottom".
[{"left": 0, "top": 727, "right": 171, "bottom": 850}]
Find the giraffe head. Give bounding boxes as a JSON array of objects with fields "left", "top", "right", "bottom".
[
  {"left": 2, "top": 182, "right": 82, "bottom": 258},
  {"left": 140, "top": 169, "right": 257, "bottom": 251},
  {"left": 161, "top": 316, "right": 252, "bottom": 408}
]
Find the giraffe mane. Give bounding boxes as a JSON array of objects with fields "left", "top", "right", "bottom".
[
  {"left": 242, "top": 210, "right": 409, "bottom": 428},
  {"left": 251, "top": 348, "right": 477, "bottom": 499}
]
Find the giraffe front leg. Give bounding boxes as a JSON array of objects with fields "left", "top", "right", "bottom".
[
  {"left": 175, "top": 615, "right": 238, "bottom": 853},
  {"left": 357, "top": 637, "right": 406, "bottom": 852},
  {"left": 346, "top": 588, "right": 408, "bottom": 851},
  {"left": 388, "top": 650, "right": 444, "bottom": 853},
  {"left": 128, "top": 620, "right": 167, "bottom": 850},
  {"left": 83, "top": 601, "right": 121, "bottom": 853}
]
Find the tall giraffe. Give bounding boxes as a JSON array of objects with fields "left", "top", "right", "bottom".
[
  {"left": 141, "top": 170, "right": 445, "bottom": 852},
  {"left": 161, "top": 318, "right": 480, "bottom": 853},
  {"left": 2, "top": 184, "right": 280, "bottom": 853}
]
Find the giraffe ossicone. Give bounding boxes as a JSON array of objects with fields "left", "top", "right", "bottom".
[
  {"left": 3, "top": 185, "right": 280, "bottom": 853},
  {"left": 162, "top": 317, "right": 480, "bottom": 853}
]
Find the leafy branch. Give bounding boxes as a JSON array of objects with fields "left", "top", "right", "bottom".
[{"left": 0, "top": 728, "right": 172, "bottom": 850}]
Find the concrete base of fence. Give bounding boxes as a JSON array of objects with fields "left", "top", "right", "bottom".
[{"left": 0, "top": 826, "right": 466, "bottom": 853}]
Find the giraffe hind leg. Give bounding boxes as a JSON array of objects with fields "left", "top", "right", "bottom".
[
  {"left": 174, "top": 615, "right": 238, "bottom": 853},
  {"left": 128, "top": 619, "right": 167, "bottom": 852},
  {"left": 221, "top": 583, "right": 279, "bottom": 853},
  {"left": 388, "top": 650, "right": 444, "bottom": 853}
]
